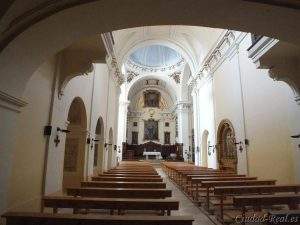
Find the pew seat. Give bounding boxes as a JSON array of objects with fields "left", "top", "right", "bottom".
[
  {"left": 91, "top": 177, "right": 163, "bottom": 182},
  {"left": 43, "top": 196, "right": 179, "bottom": 215},
  {"left": 2, "top": 212, "right": 194, "bottom": 225},
  {"left": 67, "top": 188, "right": 172, "bottom": 199},
  {"left": 267, "top": 209, "right": 300, "bottom": 224},
  {"left": 232, "top": 194, "right": 300, "bottom": 224},
  {"left": 81, "top": 181, "right": 166, "bottom": 189}
]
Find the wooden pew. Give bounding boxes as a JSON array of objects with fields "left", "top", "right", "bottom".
[
  {"left": 267, "top": 209, "right": 300, "bottom": 224},
  {"left": 67, "top": 188, "right": 172, "bottom": 199},
  {"left": 43, "top": 196, "right": 179, "bottom": 215},
  {"left": 81, "top": 181, "right": 166, "bottom": 189},
  {"left": 201, "top": 180, "right": 276, "bottom": 211},
  {"left": 91, "top": 177, "right": 163, "bottom": 182},
  {"left": 214, "top": 184, "right": 300, "bottom": 223},
  {"left": 2, "top": 212, "right": 194, "bottom": 225},
  {"left": 233, "top": 194, "right": 300, "bottom": 225},
  {"left": 105, "top": 170, "right": 158, "bottom": 174},
  {"left": 190, "top": 177, "right": 258, "bottom": 201},
  {"left": 99, "top": 174, "right": 161, "bottom": 178}
]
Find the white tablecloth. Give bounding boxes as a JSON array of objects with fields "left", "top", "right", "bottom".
[{"left": 143, "top": 151, "right": 162, "bottom": 159}]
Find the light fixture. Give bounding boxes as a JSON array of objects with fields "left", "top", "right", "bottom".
[
  {"left": 208, "top": 145, "right": 216, "bottom": 156},
  {"left": 234, "top": 141, "right": 244, "bottom": 153}
]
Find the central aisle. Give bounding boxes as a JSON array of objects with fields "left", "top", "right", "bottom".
[{"left": 156, "top": 167, "right": 216, "bottom": 225}]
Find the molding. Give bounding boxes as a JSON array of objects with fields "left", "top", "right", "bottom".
[
  {"left": 248, "top": 37, "right": 279, "bottom": 65},
  {"left": 243, "top": 0, "right": 300, "bottom": 10},
  {"left": 188, "top": 30, "right": 247, "bottom": 89},
  {"left": 0, "top": 90, "right": 28, "bottom": 113},
  {"left": 295, "top": 95, "right": 300, "bottom": 105}
]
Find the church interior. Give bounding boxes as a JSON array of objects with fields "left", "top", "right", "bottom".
[{"left": 0, "top": 1, "right": 300, "bottom": 225}]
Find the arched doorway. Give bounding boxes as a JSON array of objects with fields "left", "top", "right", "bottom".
[
  {"left": 94, "top": 117, "right": 104, "bottom": 175},
  {"left": 217, "top": 120, "right": 238, "bottom": 173},
  {"left": 62, "top": 97, "right": 87, "bottom": 189},
  {"left": 107, "top": 128, "right": 114, "bottom": 170},
  {"left": 201, "top": 130, "right": 209, "bottom": 167}
]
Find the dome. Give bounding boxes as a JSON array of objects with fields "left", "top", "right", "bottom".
[{"left": 129, "top": 45, "right": 182, "bottom": 68}]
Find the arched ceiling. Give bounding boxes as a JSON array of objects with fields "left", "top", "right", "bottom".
[
  {"left": 1, "top": 0, "right": 300, "bottom": 99},
  {"left": 129, "top": 45, "right": 183, "bottom": 68},
  {"left": 128, "top": 78, "right": 177, "bottom": 105}
]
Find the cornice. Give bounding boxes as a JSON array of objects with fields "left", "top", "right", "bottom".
[
  {"left": 189, "top": 30, "right": 247, "bottom": 89},
  {"left": 0, "top": 90, "right": 28, "bottom": 113}
]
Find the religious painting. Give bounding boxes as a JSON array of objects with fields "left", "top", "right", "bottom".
[
  {"left": 132, "top": 131, "right": 138, "bottom": 145},
  {"left": 144, "top": 119, "right": 159, "bottom": 140},
  {"left": 164, "top": 132, "right": 170, "bottom": 144},
  {"left": 64, "top": 138, "right": 79, "bottom": 172},
  {"left": 144, "top": 90, "right": 160, "bottom": 108}
]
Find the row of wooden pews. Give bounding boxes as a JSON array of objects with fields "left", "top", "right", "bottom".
[
  {"left": 162, "top": 162, "right": 300, "bottom": 224},
  {"left": 2, "top": 161, "right": 194, "bottom": 225}
]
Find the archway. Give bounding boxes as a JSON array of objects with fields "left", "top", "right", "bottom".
[
  {"left": 217, "top": 119, "right": 238, "bottom": 173},
  {"left": 107, "top": 128, "right": 114, "bottom": 169},
  {"left": 201, "top": 130, "right": 209, "bottom": 167},
  {"left": 94, "top": 117, "right": 104, "bottom": 174},
  {"left": 1, "top": 1, "right": 300, "bottom": 101},
  {"left": 62, "top": 97, "right": 87, "bottom": 189}
]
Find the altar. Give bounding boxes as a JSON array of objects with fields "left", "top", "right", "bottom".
[{"left": 143, "top": 151, "right": 162, "bottom": 160}]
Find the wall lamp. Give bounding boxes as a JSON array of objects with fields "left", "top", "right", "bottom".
[
  {"left": 235, "top": 141, "right": 244, "bottom": 153},
  {"left": 291, "top": 134, "right": 300, "bottom": 149},
  {"left": 208, "top": 144, "right": 217, "bottom": 156},
  {"left": 104, "top": 142, "right": 113, "bottom": 150},
  {"left": 57, "top": 127, "right": 70, "bottom": 133}
]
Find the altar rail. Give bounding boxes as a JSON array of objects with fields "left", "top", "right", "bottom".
[{"left": 122, "top": 141, "right": 183, "bottom": 161}]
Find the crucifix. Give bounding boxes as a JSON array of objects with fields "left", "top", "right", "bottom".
[{"left": 54, "top": 135, "right": 60, "bottom": 147}]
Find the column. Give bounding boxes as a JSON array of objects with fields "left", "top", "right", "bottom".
[
  {"left": 177, "top": 101, "right": 191, "bottom": 162},
  {"left": 117, "top": 100, "right": 130, "bottom": 160},
  {"left": 191, "top": 89, "right": 199, "bottom": 165}
]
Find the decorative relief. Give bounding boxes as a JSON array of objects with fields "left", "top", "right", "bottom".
[
  {"left": 127, "top": 70, "right": 139, "bottom": 83},
  {"left": 0, "top": 90, "right": 28, "bottom": 113},
  {"left": 188, "top": 30, "right": 241, "bottom": 89},
  {"left": 169, "top": 71, "right": 181, "bottom": 84},
  {"left": 107, "top": 56, "right": 124, "bottom": 85}
]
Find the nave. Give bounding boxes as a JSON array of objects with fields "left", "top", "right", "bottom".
[{"left": 2, "top": 161, "right": 300, "bottom": 225}]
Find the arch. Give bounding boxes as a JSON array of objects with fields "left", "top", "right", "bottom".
[
  {"left": 107, "top": 128, "right": 114, "bottom": 170},
  {"left": 216, "top": 119, "right": 238, "bottom": 173},
  {"left": 201, "top": 130, "right": 209, "bottom": 167},
  {"left": 126, "top": 74, "right": 178, "bottom": 102},
  {"left": 62, "top": 97, "right": 87, "bottom": 189},
  {"left": 93, "top": 117, "right": 105, "bottom": 174},
  {"left": 1, "top": 0, "right": 300, "bottom": 100}
]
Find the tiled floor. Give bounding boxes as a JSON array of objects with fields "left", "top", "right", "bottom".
[{"left": 156, "top": 167, "right": 217, "bottom": 225}]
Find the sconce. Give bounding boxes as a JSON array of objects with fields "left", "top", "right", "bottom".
[
  {"left": 208, "top": 145, "right": 216, "bottom": 156},
  {"left": 104, "top": 142, "right": 112, "bottom": 150},
  {"left": 57, "top": 127, "right": 70, "bottom": 133},
  {"left": 235, "top": 141, "right": 244, "bottom": 153},
  {"left": 53, "top": 127, "right": 70, "bottom": 147},
  {"left": 291, "top": 134, "right": 300, "bottom": 149}
]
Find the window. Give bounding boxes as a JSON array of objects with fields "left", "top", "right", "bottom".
[
  {"left": 132, "top": 131, "right": 138, "bottom": 145},
  {"left": 133, "top": 122, "right": 138, "bottom": 127},
  {"left": 165, "top": 122, "right": 169, "bottom": 127},
  {"left": 94, "top": 144, "right": 98, "bottom": 167},
  {"left": 164, "top": 132, "right": 171, "bottom": 145}
]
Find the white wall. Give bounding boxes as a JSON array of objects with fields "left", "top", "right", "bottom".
[
  {"left": 7, "top": 56, "right": 56, "bottom": 212},
  {"left": 238, "top": 35, "right": 299, "bottom": 183},
  {"left": 194, "top": 33, "right": 300, "bottom": 183},
  {"left": 1, "top": 56, "right": 120, "bottom": 217}
]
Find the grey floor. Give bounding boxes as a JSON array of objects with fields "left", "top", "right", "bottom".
[{"left": 156, "top": 167, "right": 217, "bottom": 225}]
